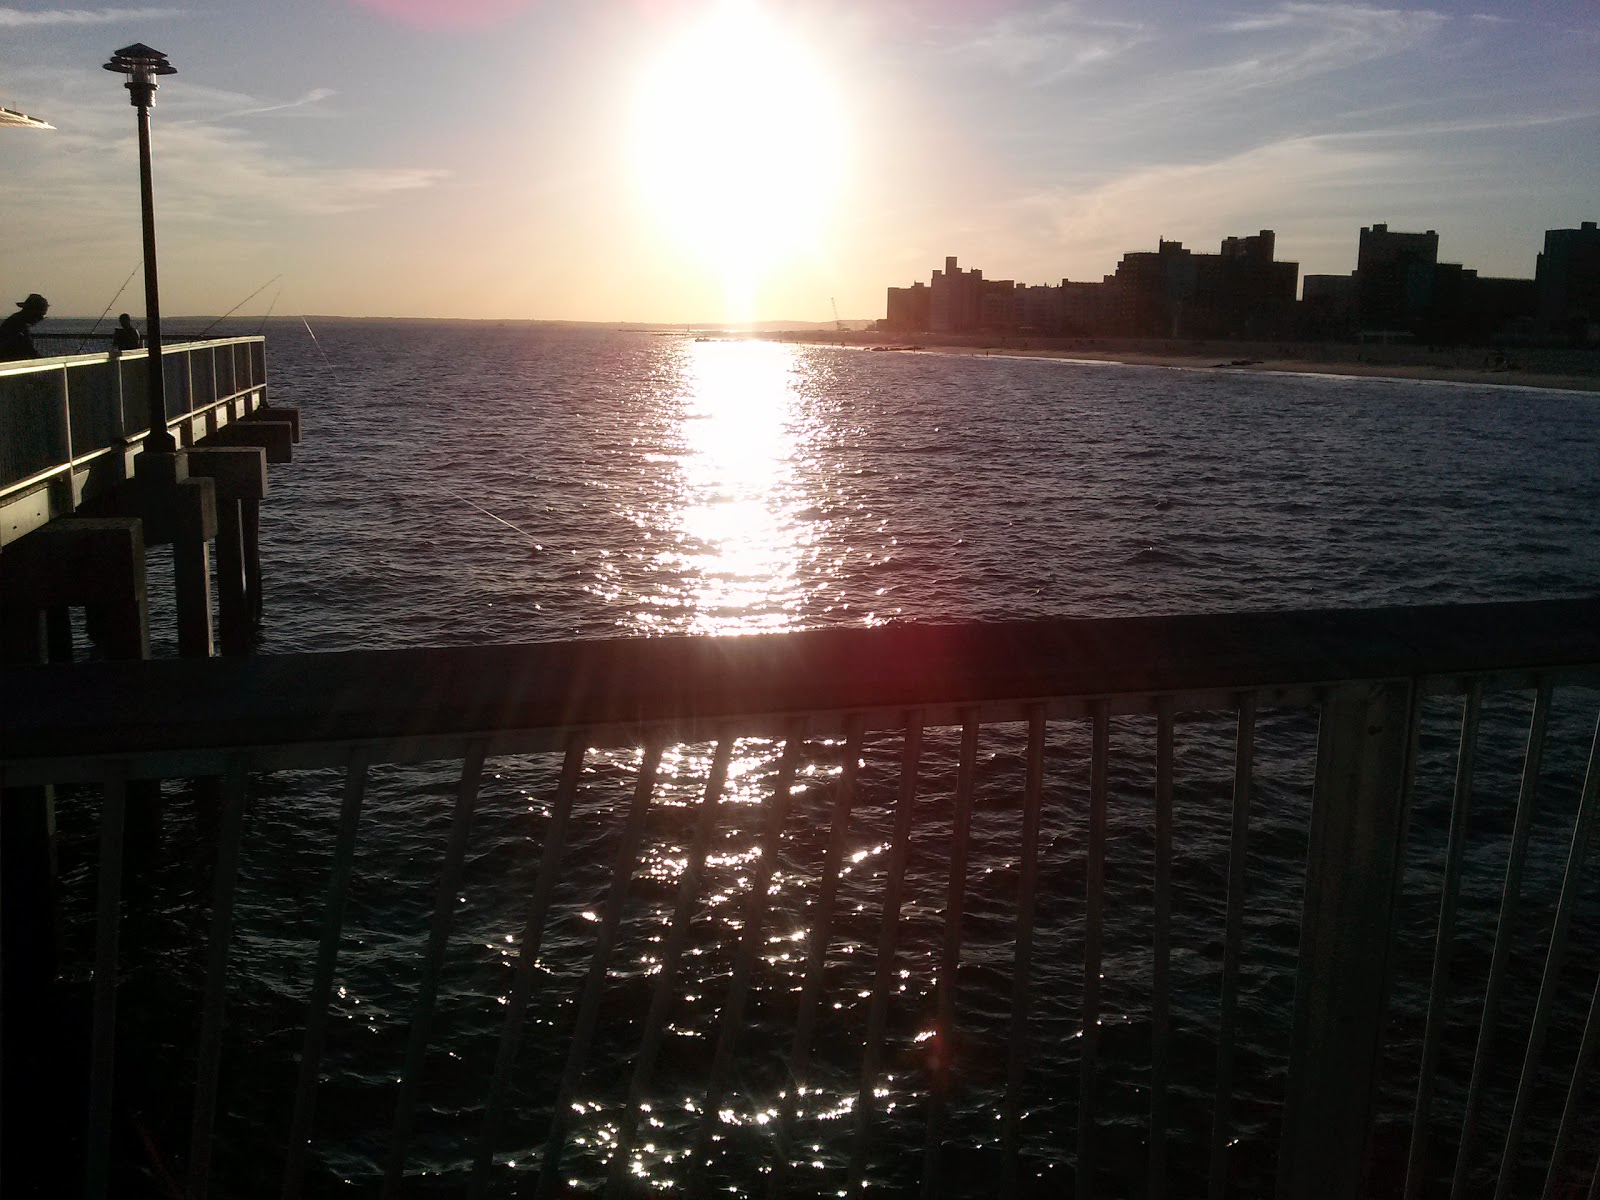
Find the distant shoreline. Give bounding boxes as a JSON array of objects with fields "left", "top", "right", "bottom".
[{"left": 750, "top": 330, "right": 1600, "bottom": 394}]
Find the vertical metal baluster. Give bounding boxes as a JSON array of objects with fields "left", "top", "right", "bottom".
[
  {"left": 1000, "top": 706, "right": 1047, "bottom": 1194},
  {"left": 1451, "top": 683, "right": 1551, "bottom": 1200},
  {"left": 1209, "top": 694, "right": 1255, "bottom": 1200},
  {"left": 919, "top": 714, "right": 978, "bottom": 1200},
  {"left": 770, "top": 715, "right": 867, "bottom": 1200},
  {"left": 85, "top": 768, "right": 128, "bottom": 1200},
  {"left": 470, "top": 736, "right": 587, "bottom": 1197},
  {"left": 536, "top": 738, "right": 664, "bottom": 1200},
  {"left": 1403, "top": 684, "right": 1483, "bottom": 1199},
  {"left": 690, "top": 724, "right": 804, "bottom": 1194},
  {"left": 186, "top": 755, "right": 251, "bottom": 1199},
  {"left": 850, "top": 712, "right": 925, "bottom": 1194},
  {"left": 383, "top": 740, "right": 489, "bottom": 1197},
  {"left": 1077, "top": 701, "right": 1110, "bottom": 1200},
  {"left": 282, "top": 749, "right": 370, "bottom": 1200},
  {"left": 1150, "top": 696, "right": 1175, "bottom": 1200},
  {"left": 607, "top": 734, "right": 734, "bottom": 1195},
  {"left": 1543, "top": 966, "right": 1600, "bottom": 1199},
  {"left": 1493, "top": 712, "right": 1600, "bottom": 1200}
]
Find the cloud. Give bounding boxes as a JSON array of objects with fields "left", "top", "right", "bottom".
[
  {"left": 958, "top": 133, "right": 1407, "bottom": 282},
  {"left": 0, "top": 66, "right": 446, "bottom": 266},
  {"left": 939, "top": 2, "right": 1150, "bottom": 83},
  {"left": 1200, "top": 3, "right": 1449, "bottom": 92},
  {"left": 218, "top": 87, "right": 337, "bottom": 119},
  {"left": 0, "top": 7, "right": 183, "bottom": 26}
]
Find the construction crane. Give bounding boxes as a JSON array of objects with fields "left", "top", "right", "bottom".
[{"left": 831, "top": 297, "right": 845, "bottom": 336}]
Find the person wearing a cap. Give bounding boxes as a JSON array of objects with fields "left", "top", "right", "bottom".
[{"left": 0, "top": 293, "right": 50, "bottom": 361}]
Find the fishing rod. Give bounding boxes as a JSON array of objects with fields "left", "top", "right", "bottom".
[
  {"left": 75, "top": 262, "right": 140, "bottom": 353},
  {"left": 192, "top": 274, "right": 283, "bottom": 340}
]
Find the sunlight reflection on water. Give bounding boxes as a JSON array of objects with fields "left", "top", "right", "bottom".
[{"left": 651, "top": 338, "right": 812, "bottom": 635}]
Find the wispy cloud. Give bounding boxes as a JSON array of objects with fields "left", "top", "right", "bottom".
[
  {"left": 941, "top": 2, "right": 1150, "bottom": 84},
  {"left": 1199, "top": 3, "right": 1449, "bottom": 93},
  {"left": 0, "top": 7, "right": 183, "bottom": 26},
  {"left": 956, "top": 133, "right": 1406, "bottom": 282},
  {"left": 218, "top": 87, "right": 337, "bottom": 119},
  {"left": 0, "top": 67, "right": 446, "bottom": 273}
]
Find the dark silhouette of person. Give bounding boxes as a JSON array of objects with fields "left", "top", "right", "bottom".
[
  {"left": 113, "top": 312, "right": 143, "bottom": 351},
  {"left": 0, "top": 293, "right": 49, "bottom": 361}
]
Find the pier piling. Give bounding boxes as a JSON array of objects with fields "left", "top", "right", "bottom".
[{"left": 185, "top": 446, "right": 267, "bottom": 654}]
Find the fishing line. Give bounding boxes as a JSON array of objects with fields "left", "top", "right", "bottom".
[
  {"left": 253, "top": 282, "right": 284, "bottom": 336},
  {"left": 295, "top": 313, "right": 541, "bottom": 549},
  {"left": 76, "top": 262, "right": 140, "bottom": 353},
  {"left": 453, "top": 495, "right": 542, "bottom": 546},
  {"left": 193, "top": 274, "right": 283, "bottom": 340}
]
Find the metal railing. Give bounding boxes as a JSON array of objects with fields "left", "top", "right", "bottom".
[
  {"left": 0, "top": 336, "right": 267, "bottom": 547},
  {"left": 4, "top": 598, "right": 1600, "bottom": 1198}
]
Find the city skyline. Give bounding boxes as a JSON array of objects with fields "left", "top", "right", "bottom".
[{"left": 2, "top": 0, "right": 1597, "bottom": 323}]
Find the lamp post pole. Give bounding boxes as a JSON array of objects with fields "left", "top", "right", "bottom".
[{"left": 104, "top": 43, "right": 177, "bottom": 454}]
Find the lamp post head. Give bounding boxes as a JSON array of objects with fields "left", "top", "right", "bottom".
[{"left": 103, "top": 43, "right": 175, "bottom": 108}]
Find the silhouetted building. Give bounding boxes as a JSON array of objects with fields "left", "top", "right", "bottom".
[
  {"left": 1356, "top": 223, "right": 1439, "bottom": 335},
  {"left": 1536, "top": 221, "right": 1600, "bottom": 342},
  {"left": 930, "top": 257, "right": 983, "bottom": 333},
  {"left": 1017, "top": 283, "right": 1063, "bottom": 332},
  {"left": 1351, "top": 223, "right": 1542, "bottom": 343},
  {"left": 979, "top": 278, "right": 1020, "bottom": 330},
  {"left": 1109, "top": 232, "right": 1297, "bottom": 337},
  {"left": 1301, "top": 273, "right": 1357, "bottom": 337},
  {"left": 1462, "top": 275, "right": 1538, "bottom": 344},
  {"left": 885, "top": 281, "right": 930, "bottom": 332},
  {"left": 1194, "top": 229, "right": 1299, "bottom": 337}
]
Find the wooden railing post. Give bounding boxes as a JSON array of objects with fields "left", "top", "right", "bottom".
[{"left": 1278, "top": 680, "right": 1416, "bottom": 1200}]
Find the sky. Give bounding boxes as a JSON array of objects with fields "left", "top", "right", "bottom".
[{"left": 2, "top": 0, "right": 1597, "bottom": 324}]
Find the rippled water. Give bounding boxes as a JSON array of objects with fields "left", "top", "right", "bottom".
[{"left": 59, "top": 323, "right": 1600, "bottom": 1196}]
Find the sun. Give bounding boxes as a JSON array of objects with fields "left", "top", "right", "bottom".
[{"left": 629, "top": 1, "right": 849, "bottom": 322}]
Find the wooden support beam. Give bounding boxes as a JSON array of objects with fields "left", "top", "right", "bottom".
[
  {"left": 45, "top": 606, "right": 72, "bottom": 664},
  {"left": 215, "top": 499, "right": 250, "bottom": 656},
  {"left": 170, "top": 480, "right": 216, "bottom": 660},
  {"left": 184, "top": 447, "right": 267, "bottom": 651},
  {"left": 0, "top": 517, "right": 150, "bottom": 660},
  {"left": 1277, "top": 681, "right": 1416, "bottom": 1200},
  {"left": 242, "top": 498, "right": 263, "bottom": 622},
  {"left": 203, "top": 420, "right": 293, "bottom": 464},
  {"left": 183, "top": 445, "right": 267, "bottom": 501},
  {"left": 0, "top": 517, "right": 154, "bottom": 1176},
  {"left": 247, "top": 403, "right": 300, "bottom": 443}
]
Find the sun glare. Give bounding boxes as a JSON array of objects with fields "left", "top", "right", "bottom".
[{"left": 630, "top": 1, "right": 849, "bottom": 322}]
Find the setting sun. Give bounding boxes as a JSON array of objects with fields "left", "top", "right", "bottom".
[{"left": 628, "top": 1, "right": 849, "bottom": 322}]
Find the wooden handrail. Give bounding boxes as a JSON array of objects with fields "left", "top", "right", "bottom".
[{"left": 3, "top": 597, "right": 1598, "bottom": 781}]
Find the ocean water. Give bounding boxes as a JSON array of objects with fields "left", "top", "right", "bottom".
[{"left": 53, "top": 323, "right": 1600, "bottom": 1196}]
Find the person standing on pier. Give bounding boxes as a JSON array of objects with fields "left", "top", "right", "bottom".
[
  {"left": 113, "top": 311, "right": 143, "bottom": 350},
  {"left": 0, "top": 292, "right": 49, "bottom": 360}
]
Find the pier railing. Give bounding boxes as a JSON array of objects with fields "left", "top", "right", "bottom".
[
  {"left": 0, "top": 336, "right": 267, "bottom": 547},
  {"left": 4, "top": 598, "right": 1600, "bottom": 1198}
]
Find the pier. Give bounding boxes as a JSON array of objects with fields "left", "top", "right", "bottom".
[
  {"left": 0, "top": 335, "right": 297, "bottom": 663},
  {"left": 3, "top": 596, "right": 1599, "bottom": 1196},
  {"left": 0, "top": 336, "right": 301, "bottom": 1167}
]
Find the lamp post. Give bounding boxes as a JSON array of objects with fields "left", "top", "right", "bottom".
[{"left": 103, "top": 43, "right": 177, "bottom": 455}]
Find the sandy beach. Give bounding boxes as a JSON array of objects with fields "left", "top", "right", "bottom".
[{"left": 757, "top": 330, "right": 1600, "bottom": 394}]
